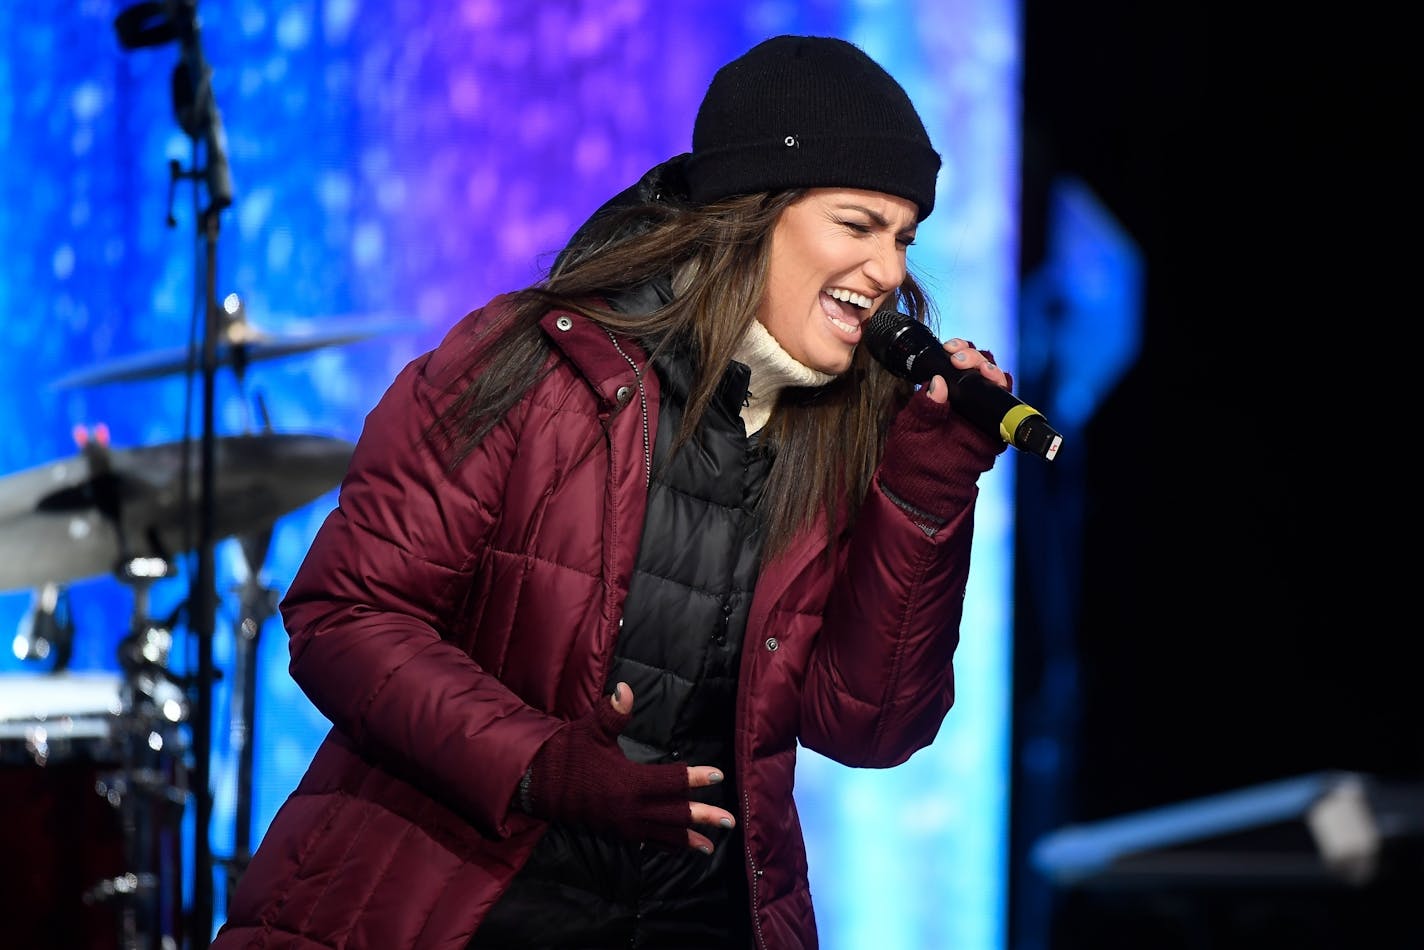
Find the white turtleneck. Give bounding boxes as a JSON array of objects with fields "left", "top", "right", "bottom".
[{"left": 731, "top": 319, "right": 838, "bottom": 435}]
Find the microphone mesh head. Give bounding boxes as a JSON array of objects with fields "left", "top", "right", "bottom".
[
  {"left": 863, "top": 308, "right": 911, "bottom": 375},
  {"left": 866, "top": 307, "right": 904, "bottom": 339}
]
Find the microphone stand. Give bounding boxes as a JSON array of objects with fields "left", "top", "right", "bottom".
[
  {"left": 177, "top": 7, "right": 233, "bottom": 945},
  {"left": 191, "top": 203, "right": 221, "bottom": 949},
  {"left": 115, "top": 3, "right": 232, "bottom": 943}
]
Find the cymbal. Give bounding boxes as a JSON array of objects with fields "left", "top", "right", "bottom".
[
  {"left": 50, "top": 315, "right": 408, "bottom": 390},
  {"left": 0, "top": 433, "right": 353, "bottom": 592}
]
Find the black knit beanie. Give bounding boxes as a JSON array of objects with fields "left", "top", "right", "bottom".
[{"left": 685, "top": 35, "right": 941, "bottom": 221}]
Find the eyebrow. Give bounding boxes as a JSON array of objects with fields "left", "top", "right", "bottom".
[{"left": 837, "top": 203, "right": 918, "bottom": 238}]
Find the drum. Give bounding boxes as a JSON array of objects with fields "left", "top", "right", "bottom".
[
  {"left": 0, "top": 671, "right": 131, "bottom": 950},
  {"left": 0, "top": 671, "right": 124, "bottom": 765}
]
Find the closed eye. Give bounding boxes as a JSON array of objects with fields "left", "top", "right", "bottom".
[{"left": 839, "top": 218, "right": 916, "bottom": 249}]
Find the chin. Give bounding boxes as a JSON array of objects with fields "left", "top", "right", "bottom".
[{"left": 813, "top": 351, "right": 854, "bottom": 376}]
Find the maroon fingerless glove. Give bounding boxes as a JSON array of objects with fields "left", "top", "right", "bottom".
[
  {"left": 876, "top": 359, "right": 1012, "bottom": 525},
  {"left": 523, "top": 697, "right": 691, "bottom": 848}
]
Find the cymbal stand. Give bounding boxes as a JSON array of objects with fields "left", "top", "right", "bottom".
[
  {"left": 88, "top": 556, "right": 191, "bottom": 950},
  {"left": 218, "top": 529, "right": 278, "bottom": 907}
]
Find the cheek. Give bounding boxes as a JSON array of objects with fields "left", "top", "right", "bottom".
[
  {"left": 775, "top": 282, "right": 826, "bottom": 347},
  {"left": 759, "top": 264, "right": 812, "bottom": 328}
]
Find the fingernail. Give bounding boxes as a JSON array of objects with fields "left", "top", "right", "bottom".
[
  {"left": 948, "top": 338, "right": 964, "bottom": 347},
  {"left": 708, "top": 771, "right": 724, "bottom": 784},
  {"left": 699, "top": 845, "right": 712, "bottom": 855},
  {"left": 612, "top": 684, "right": 622, "bottom": 702},
  {"left": 953, "top": 351, "right": 968, "bottom": 362},
  {"left": 927, "top": 378, "right": 938, "bottom": 397},
  {"left": 719, "top": 818, "right": 734, "bottom": 829}
]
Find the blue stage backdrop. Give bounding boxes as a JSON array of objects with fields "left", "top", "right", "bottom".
[{"left": 0, "top": 2, "right": 1019, "bottom": 946}]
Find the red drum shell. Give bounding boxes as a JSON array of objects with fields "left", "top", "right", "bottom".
[{"left": 0, "top": 673, "right": 128, "bottom": 950}]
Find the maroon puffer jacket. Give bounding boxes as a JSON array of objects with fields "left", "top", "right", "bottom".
[{"left": 213, "top": 293, "right": 990, "bottom": 949}]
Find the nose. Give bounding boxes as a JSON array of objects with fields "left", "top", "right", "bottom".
[{"left": 863, "top": 234, "right": 907, "bottom": 295}]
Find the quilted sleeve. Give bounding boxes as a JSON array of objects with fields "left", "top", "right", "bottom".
[
  {"left": 797, "top": 388, "right": 1000, "bottom": 767},
  {"left": 279, "top": 300, "right": 565, "bottom": 838}
]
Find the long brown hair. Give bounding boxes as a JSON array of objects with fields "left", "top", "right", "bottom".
[{"left": 437, "top": 191, "right": 932, "bottom": 558}]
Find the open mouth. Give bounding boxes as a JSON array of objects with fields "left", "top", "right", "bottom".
[{"left": 821, "top": 287, "right": 873, "bottom": 339}]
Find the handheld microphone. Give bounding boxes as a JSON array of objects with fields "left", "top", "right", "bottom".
[{"left": 864, "top": 309, "right": 1063, "bottom": 461}]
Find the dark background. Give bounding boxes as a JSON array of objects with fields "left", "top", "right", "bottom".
[{"left": 1013, "top": 4, "right": 1418, "bottom": 947}]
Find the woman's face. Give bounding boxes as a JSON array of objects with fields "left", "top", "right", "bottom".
[{"left": 757, "top": 187, "right": 919, "bottom": 375}]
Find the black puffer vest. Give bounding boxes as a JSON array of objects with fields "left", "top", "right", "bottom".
[{"left": 477, "top": 339, "right": 772, "bottom": 948}]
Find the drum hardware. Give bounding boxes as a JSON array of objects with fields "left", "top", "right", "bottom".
[
  {"left": 82, "top": 871, "right": 162, "bottom": 907},
  {"left": 115, "top": 558, "right": 198, "bottom": 714},
  {"left": 215, "top": 528, "right": 281, "bottom": 898},
  {"left": 76, "top": 554, "right": 193, "bottom": 950},
  {"left": 12, "top": 581, "right": 75, "bottom": 668},
  {"left": 96, "top": 766, "right": 192, "bottom": 809}
]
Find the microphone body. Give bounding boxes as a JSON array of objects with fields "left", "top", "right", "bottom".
[
  {"left": 864, "top": 309, "right": 1062, "bottom": 461},
  {"left": 118, "top": 0, "right": 233, "bottom": 213},
  {"left": 195, "top": 83, "right": 234, "bottom": 213},
  {"left": 171, "top": 2, "right": 233, "bottom": 213}
]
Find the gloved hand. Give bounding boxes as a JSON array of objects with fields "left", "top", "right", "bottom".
[
  {"left": 524, "top": 683, "right": 734, "bottom": 852},
  {"left": 877, "top": 340, "right": 1009, "bottom": 523}
]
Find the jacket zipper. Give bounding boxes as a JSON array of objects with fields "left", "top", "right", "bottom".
[
  {"left": 607, "top": 328, "right": 649, "bottom": 950},
  {"left": 744, "top": 789, "right": 767, "bottom": 949},
  {"left": 604, "top": 330, "right": 651, "bottom": 487}
]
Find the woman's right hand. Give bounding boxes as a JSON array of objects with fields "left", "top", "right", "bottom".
[
  {"left": 525, "top": 682, "right": 737, "bottom": 854},
  {"left": 923, "top": 337, "right": 1011, "bottom": 405}
]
